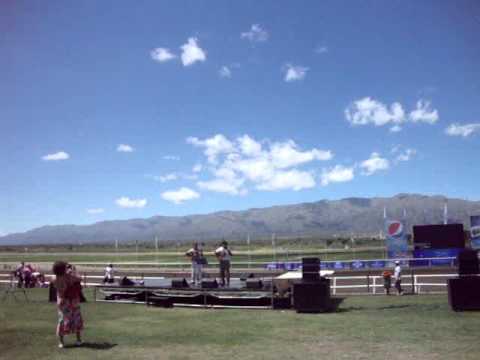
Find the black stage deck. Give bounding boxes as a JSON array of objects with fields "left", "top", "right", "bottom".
[{"left": 96, "top": 277, "right": 291, "bottom": 309}]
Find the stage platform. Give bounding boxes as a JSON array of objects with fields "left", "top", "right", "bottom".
[{"left": 95, "top": 276, "right": 290, "bottom": 309}]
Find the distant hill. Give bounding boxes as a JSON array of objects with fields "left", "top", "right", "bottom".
[{"left": 1, "top": 194, "right": 480, "bottom": 245}]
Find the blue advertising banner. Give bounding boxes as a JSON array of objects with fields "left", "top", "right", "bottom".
[
  {"left": 470, "top": 215, "right": 480, "bottom": 249},
  {"left": 385, "top": 220, "right": 410, "bottom": 258},
  {"left": 412, "top": 248, "right": 461, "bottom": 266},
  {"left": 350, "top": 260, "right": 365, "bottom": 269},
  {"left": 369, "top": 260, "right": 386, "bottom": 269}
]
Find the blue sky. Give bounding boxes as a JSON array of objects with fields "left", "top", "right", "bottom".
[{"left": 1, "top": 0, "right": 480, "bottom": 235}]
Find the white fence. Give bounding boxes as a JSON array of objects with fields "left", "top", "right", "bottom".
[
  {"left": 0, "top": 272, "right": 464, "bottom": 295},
  {"left": 330, "top": 273, "right": 461, "bottom": 295}
]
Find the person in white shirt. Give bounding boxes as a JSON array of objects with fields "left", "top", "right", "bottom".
[
  {"left": 215, "top": 240, "right": 233, "bottom": 287},
  {"left": 185, "top": 242, "right": 204, "bottom": 286},
  {"left": 393, "top": 261, "right": 403, "bottom": 295},
  {"left": 104, "top": 264, "right": 115, "bottom": 284}
]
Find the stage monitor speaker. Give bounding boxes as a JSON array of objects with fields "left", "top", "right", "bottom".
[
  {"left": 458, "top": 249, "right": 479, "bottom": 275},
  {"left": 246, "top": 279, "right": 263, "bottom": 289},
  {"left": 171, "top": 278, "right": 189, "bottom": 288},
  {"left": 448, "top": 277, "right": 480, "bottom": 311},
  {"left": 201, "top": 279, "right": 218, "bottom": 289},
  {"left": 302, "top": 257, "right": 320, "bottom": 282},
  {"left": 293, "top": 279, "right": 331, "bottom": 313}
]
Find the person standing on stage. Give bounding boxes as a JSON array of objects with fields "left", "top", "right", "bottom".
[
  {"left": 103, "top": 263, "right": 115, "bottom": 284},
  {"left": 185, "top": 242, "right": 204, "bottom": 286},
  {"left": 215, "top": 240, "right": 233, "bottom": 287},
  {"left": 393, "top": 261, "right": 403, "bottom": 295}
]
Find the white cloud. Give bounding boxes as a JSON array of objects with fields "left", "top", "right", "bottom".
[
  {"left": 156, "top": 173, "right": 178, "bottom": 183},
  {"left": 117, "top": 144, "right": 134, "bottom": 153},
  {"left": 163, "top": 155, "right": 180, "bottom": 160},
  {"left": 345, "top": 97, "right": 405, "bottom": 126},
  {"left": 188, "top": 134, "right": 333, "bottom": 194},
  {"left": 186, "top": 134, "right": 235, "bottom": 164},
  {"left": 256, "top": 169, "right": 315, "bottom": 191},
  {"left": 42, "top": 151, "right": 70, "bottom": 161},
  {"left": 150, "top": 47, "right": 176, "bottom": 62},
  {"left": 314, "top": 45, "right": 328, "bottom": 54},
  {"left": 180, "top": 37, "right": 206, "bottom": 66},
  {"left": 445, "top": 123, "right": 480, "bottom": 137},
  {"left": 197, "top": 178, "right": 246, "bottom": 195},
  {"left": 396, "top": 148, "right": 417, "bottom": 162},
  {"left": 284, "top": 64, "right": 309, "bottom": 82},
  {"left": 391, "top": 145, "right": 401, "bottom": 154},
  {"left": 240, "top": 24, "right": 269, "bottom": 43},
  {"left": 161, "top": 187, "right": 200, "bottom": 204},
  {"left": 346, "top": 97, "right": 439, "bottom": 129},
  {"left": 409, "top": 100, "right": 439, "bottom": 124},
  {"left": 86, "top": 208, "right": 105, "bottom": 214},
  {"left": 389, "top": 125, "right": 402, "bottom": 133},
  {"left": 192, "top": 164, "right": 203, "bottom": 173},
  {"left": 360, "top": 152, "right": 390, "bottom": 175},
  {"left": 115, "top": 197, "right": 147, "bottom": 208},
  {"left": 237, "top": 134, "right": 263, "bottom": 157},
  {"left": 321, "top": 165, "right": 355, "bottom": 186},
  {"left": 219, "top": 66, "right": 232, "bottom": 78},
  {"left": 269, "top": 140, "right": 332, "bottom": 168},
  {"left": 148, "top": 172, "right": 199, "bottom": 182}
]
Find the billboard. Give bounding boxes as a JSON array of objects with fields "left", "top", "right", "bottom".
[
  {"left": 471, "top": 215, "right": 480, "bottom": 249},
  {"left": 413, "top": 224, "right": 465, "bottom": 249},
  {"left": 385, "top": 220, "right": 409, "bottom": 258}
]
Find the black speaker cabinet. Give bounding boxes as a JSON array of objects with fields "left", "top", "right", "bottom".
[
  {"left": 458, "top": 249, "right": 479, "bottom": 275},
  {"left": 171, "top": 278, "right": 189, "bottom": 288},
  {"left": 201, "top": 279, "right": 218, "bottom": 289},
  {"left": 246, "top": 279, "right": 263, "bottom": 289},
  {"left": 293, "top": 279, "right": 331, "bottom": 313},
  {"left": 448, "top": 277, "right": 480, "bottom": 311},
  {"left": 302, "top": 257, "right": 320, "bottom": 282}
]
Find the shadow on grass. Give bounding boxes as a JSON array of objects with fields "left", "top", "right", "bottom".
[
  {"left": 335, "top": 306, "right": 365, "bottom": 313},
  {"left": 65, "top": 342, "right": 117, "bottom": 350},
  {"left": 337, "top": 304, "right": 414, "bottom": 312},
  {"left": 377, "top": 304, "right": 413, "bottom": 310}
]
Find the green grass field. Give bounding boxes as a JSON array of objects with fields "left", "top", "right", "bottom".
[
  {"left": 1, "top": 288, "right": 479, "bottom": 360},
  {"left": 0, "top": 248, "right": 384, "bottom": 266}
]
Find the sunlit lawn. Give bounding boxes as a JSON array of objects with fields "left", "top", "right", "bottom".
[{"left": 1, "top": 288, "right": 479, "bottom": 360}]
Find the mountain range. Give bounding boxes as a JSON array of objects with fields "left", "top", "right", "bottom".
[{"left": 1, "top": 194, "right": 480, "bottom": 245}]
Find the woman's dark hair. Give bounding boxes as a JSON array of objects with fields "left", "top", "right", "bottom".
[{"left": 52, "top": 261, "right": 68, "bottom": 276}]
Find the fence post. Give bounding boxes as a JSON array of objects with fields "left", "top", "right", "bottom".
[
  {"left": 372, "top": 276, "right": 376, "bottom": 295},
  {"left": 271, "top": 276, "right": 274, "bottom": 310},
  {"left": 93, "top": 285, "right": 97, "bottom": 303},
  {"left": 411, "top": 270, "right": 415, "bottom": 295},
  {"left": 333, "top": 277, "right": 337, "bottom": 295},
  {"left": 367, "top": 272, "right": 370, "bottom": 294}
]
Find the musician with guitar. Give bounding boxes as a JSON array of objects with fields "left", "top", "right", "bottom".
[
  {"left": 215, "top": 240, "right": 233, "bottom": 287},
  {"left": 185, "top": 242, "right": 206, "bottom": 286}
]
